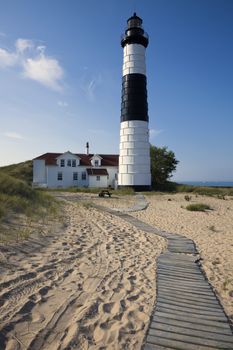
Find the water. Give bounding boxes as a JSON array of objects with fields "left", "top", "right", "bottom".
[{"left": 177, "top": 181, "right": 233, "bottom": 187}]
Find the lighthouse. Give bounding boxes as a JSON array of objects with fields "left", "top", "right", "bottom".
[{"left": 118, "top": 13, "right": 151, "bottom": 191}]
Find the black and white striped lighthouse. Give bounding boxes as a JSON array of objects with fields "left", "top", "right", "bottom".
[{"left": 118, "top": 13, "right": 151, "bottom": 191}]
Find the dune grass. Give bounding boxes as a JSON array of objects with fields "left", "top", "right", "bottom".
[
  {"left": 176, "top": 184, "right": 233, "bottom": 197},
  {"left": 186, "top": 203, "right": 212, "bottom": 212},
  {"left": 0, "top": 160, "right": 32, "bottom": 184},
  {"left": 0, "top": 172, "right": 59, "bottom": 243}
]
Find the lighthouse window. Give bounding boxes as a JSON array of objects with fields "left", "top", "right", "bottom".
[
  {"left": 57, "top": 172, "right": 63, "bottom": 181},
  {"left": 60, "top": 159, "right": 65, "bottom": 167},
  {"left": 72, "top": 159, "right": 76, "bottom": 167}
]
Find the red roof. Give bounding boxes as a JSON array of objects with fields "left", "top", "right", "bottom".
[
  {"left": 34, "top": 153, "right": 119, "bottom": 167},
  {"left": 86, "top": 168, "right": 108, "bottom": 176}
]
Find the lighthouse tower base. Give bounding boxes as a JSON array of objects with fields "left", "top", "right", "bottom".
[{"left": 118, "top": 120, "right": 151, "bottom": 191}]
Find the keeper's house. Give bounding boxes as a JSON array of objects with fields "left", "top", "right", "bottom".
[{"left": 33, "top": 151, "right": 118, "bottom": 189}]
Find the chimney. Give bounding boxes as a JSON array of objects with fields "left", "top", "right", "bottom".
[{"left": 86, "top": 142, "right": 89, "bottom": 155}]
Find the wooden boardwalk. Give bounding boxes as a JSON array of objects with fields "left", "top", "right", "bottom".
[
  {"left": 145, "top": 253, "right": 233, "bottom": 349},
  {"left": 95, "top": 199, "right": 233, "bottom": 350}
]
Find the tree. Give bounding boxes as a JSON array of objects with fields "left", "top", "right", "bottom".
[{"left": 150, "top": 145, "right": 179, "bottom": 190}]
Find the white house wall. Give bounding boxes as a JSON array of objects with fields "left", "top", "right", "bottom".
[
  {"left": 89, "top": 175, "right": 108, "bottom": 188},
  {"left": 46, "top": 166, "right": 89, "bottom": 188},
  {"left": 33, "top": 160, "right": 46, "bottom": 185},
  {"left": 106, "top": 167, "right": 118, "bottom": 188}
]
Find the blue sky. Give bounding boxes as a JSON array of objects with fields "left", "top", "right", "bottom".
[{"left": 0, "top": 0, "right": 232, "bottom": 181}]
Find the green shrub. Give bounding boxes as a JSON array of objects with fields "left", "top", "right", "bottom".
[{"left": 186, "top": 203, "right": 212, "bottom": 212}]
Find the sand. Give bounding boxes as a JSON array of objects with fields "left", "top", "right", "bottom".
[
  {"left": 0, "top": 198, "right": 165, "bottom": 350},
  {"left": 1, "top": 191, "right": 232, "bottom": 349},
  {"left": 131, "top": 193, "right": 233, "bottom": 321}
]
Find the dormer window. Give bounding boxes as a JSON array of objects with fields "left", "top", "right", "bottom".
[
  {"left": 60, "top": 159, "right": 65, "bottom": 167},
  {"left": 67, "top": 159, "right": 71, "bottom": 167},
  {"left": 91, "top": 155, "right": 102, "bottom": 167},
  {"left": 72, "top": 159, "right": 76, "bottom": 167}
]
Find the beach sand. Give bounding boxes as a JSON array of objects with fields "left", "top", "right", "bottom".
[
  {"left": 131, "top": 193, "right": 233, "bottom": 321},
  {"left": 0, "top": 199, "right": 165, "bottom": 350},
  {"left": 1, "top": 191, "right": 232, "bottom": 349}
]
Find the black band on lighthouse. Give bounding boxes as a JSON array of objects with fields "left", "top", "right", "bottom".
[{"left": 121, "top": 74, "right": 148, "bottom": 122}]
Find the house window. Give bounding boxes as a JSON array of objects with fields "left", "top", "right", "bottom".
[
  {"left": 73, "top": 172, "right": 78, "bottom": 181},
  {"left": 72, "top": 159, "right": 76, "bottom": 167},
  {"left": 67, "top": 159, "right": 71, "bottom": 167},
  {"left": 94, "top": 160, "right": 99, "bottom": 167},
  {"left": 82, "top": 172, "right": 86, "bottom": 180},
  {"left": 60, "top": 159, "right": 65, "bottom": 167},
  {"left": 57, "top": 172, "right": 63, "bottom": 181},
  {"left": 115, "top": 173, "right": 118, "bottom": 180},
  {"left": 96, "top": 176, "right": 100, "bottom": 181}
]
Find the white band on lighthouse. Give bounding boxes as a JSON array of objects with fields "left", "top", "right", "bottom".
[{"left": 123, "top": 44, "right": 146, "bottom": 76}]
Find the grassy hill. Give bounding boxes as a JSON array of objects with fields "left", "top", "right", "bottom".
[
  {"left": 0, "top": 160, "right": 33, "bottom": 184},
  {"left": 0, "top": 161, "right": 59, "bottom": 243}
]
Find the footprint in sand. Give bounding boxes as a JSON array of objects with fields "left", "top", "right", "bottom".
[{"left": 103, "top": 302, "right": 114, "bottom": 313}]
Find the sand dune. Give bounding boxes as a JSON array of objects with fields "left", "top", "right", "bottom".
[{"left": 0, "top": 199, "right": 165, "bottom": 350}]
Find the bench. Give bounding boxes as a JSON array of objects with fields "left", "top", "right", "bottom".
[{"left": 98, "top": 190, "right": 112, "bottom": 197}]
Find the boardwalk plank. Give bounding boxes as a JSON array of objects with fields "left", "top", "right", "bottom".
[
  {"left": 156, "top": 306, "right": 227, "bottom": 321},
  {"left": 157, "top": 289, "right": 219, "bottom": 302},
  {"left": 157, "top": 299, "right": 224, "bottom": 312},
  {"left": 157, "top": 297, "right": 220, "bottom": 309},
  {"left": 158, "top": 265, "right": 202, "bottom": 274},
  {"left": 146, "top": 335, "right": 215, "bottom": 350},
  {"left": 148, "top": 329, "right": 233, "bottom": 349},
  {"left": 158, "top": 276, "right": 211, "bottom": 288},
  {"left": 152, "top": 311, "right": 231, "bottom": 329},
  {"left": 149, "top": 322, "right": 233, "bottom": 343},
  {"left": 158, "top": 285, "right": 216, "bottom": 296},
  {"left": 158, "top": 269, "right": 204, "bottom": 278},
  {"left": 152, "top": 316, "right": 233, "bottom": 335}
]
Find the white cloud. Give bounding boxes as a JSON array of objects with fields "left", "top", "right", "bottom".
[
  {"left": 149, "top": 129, "right": 163, "bottom": 138},
  {"left": 0, "top": 48, "right": 17, "bottom": 67},
  {"left": 15, "top": 38, "right": 33, "bottom": 53},
  {"left": 22, "top": 53, "right": 64, "bottom": 91},
  {"left": 58, "top": 100, "right": 68, "bottom": 107},
  {"left": 0, "top": 37, "right": 64, "bottom": 91},
  {"left": 3, "top": 132, "right": 24, "bottom": 139}
]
